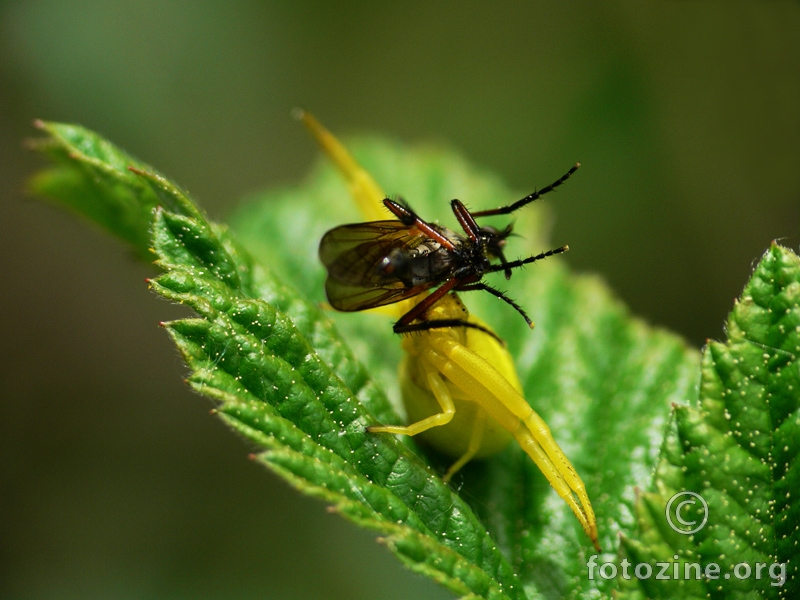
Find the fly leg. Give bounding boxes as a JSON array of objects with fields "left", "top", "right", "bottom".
[
  {"left": 457, "top": 282, "right": 535, "bottom": 329},
  {"left": 470, "top": 163, "right": 580, "bottom": 217},
  {"left": 393, "top": 281, "right": 503, "bottom": 342}
]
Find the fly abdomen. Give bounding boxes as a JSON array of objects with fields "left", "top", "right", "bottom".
[{"left": 379, "top": 240, "right": 454, "bottom": 288}]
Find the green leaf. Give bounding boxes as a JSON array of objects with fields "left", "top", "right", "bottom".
[
  {"left": 230, "top": 137, "right": 701, "bottom": 598},
  {"left": 149, "top": 207, "right": 525, "bottom": 600},
  {"left": 30, "top": 123, "right": 707, "bottom": 598},
  {"left": 28, "top": 120, "right": 203, "bottom": 258},
  {"left": 618, "top": 243, "right": 800, "bottom": 598},
  {"left": 29, "top": 123, "right": 525, "bottom": 599}
]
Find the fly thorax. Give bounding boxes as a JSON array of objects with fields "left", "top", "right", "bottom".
[{"left": 452, "top": 241, "right": 491, "bottom": 279}]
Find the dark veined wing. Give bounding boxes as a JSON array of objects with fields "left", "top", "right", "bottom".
[
  {"left": 323, "top": 278, "right": 431, "bottom": 312},
  {"left": 318, "top": 221, "right": 432, "bottom": 311},
  {"left": 319, "top": 221, "right": 410, "bottom": 283}
]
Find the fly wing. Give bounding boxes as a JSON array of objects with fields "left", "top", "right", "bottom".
[
  {"left": 318, "top": 221, "right": 432, "bottom": 311},
  {"left": 319, "top": 221, "right": 409, "bottom": 283},
  {"left": 323, "top": 278, "right": 431, "bottom": 312}
]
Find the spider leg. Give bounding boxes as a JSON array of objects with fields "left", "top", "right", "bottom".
[
  {"left": 367, "top": 347, "right": 455, "bottom": 436},
  {"left": 369, "top": 347, "right": 491, "bottom": 483},
  {"left": 510, "top": 414, "right": 599, "bottom": 551},
  {"left": 442, "top": 409, "right": 487, "bottom": 483},
  {"left": 294, "top": 109, "right": 387, "bottom": 222},
  {"left": 425, "top": 335, "right": 600, "bottom": 550}
]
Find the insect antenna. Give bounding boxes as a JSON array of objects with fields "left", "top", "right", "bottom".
[{"left": 470, "top": 162, "right": 580, "bottom": 218}]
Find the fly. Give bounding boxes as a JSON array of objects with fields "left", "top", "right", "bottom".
[{"left": 318, "top": 164, "right": 579, "bottom": 335}]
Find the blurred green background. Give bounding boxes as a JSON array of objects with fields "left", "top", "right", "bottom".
[{"left": 1, "top": 1, "right": 797, "bottom": 599}]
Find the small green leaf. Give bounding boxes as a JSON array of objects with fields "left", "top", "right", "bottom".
[
  {"left": 619, "top": 243, "right": 800, "bottom": 598},
  {"left": 28, "top": 120, "right": 202, "bottom": 257}
]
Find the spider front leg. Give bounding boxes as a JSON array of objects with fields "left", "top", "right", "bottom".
[
  {"left": 509, "top": 413, "right": 598, "bottom": 550},
  {"left": 368, "top": 341, "right": 492, "bottom": 484},
  {"left": 294, "top": 108, "right": 387, "bottom": 221},
  {"left": 441, "top": 408, "right": 487, "bottom": 482},
  {"left": 424, "top": 332, "right": 600, "bottom": 551},
  {"left": 369, "top": 294, "right": 514, "bottom": 479},
  {"left": 367, "top": 350, "right": 456, "bottom": 436}
]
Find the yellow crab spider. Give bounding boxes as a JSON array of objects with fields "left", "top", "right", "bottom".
[
  {"left": 386, "top": 293, "right": 599, "bottom": 550},
  {"left": 296, "top": 109, "right": 599, "bottom": 550}
]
